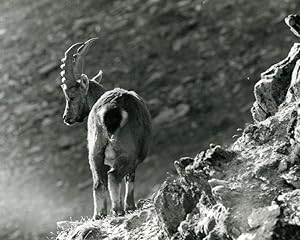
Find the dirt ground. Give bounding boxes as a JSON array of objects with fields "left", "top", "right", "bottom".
[{"left": 0, "top": 0, "right": 299, "bottom": 239}]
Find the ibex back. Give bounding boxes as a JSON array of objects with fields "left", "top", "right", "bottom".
[{"left": 60, "top": 38, "right": 152, "bottom": 218}]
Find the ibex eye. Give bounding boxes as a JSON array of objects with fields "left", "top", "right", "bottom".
[{"left": 72, "top": 53, "right": 78, "bottom": 62}]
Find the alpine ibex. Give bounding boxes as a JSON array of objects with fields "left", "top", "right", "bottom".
[{"left": 60, "top": 38, "right": 152, "bottom": 218}]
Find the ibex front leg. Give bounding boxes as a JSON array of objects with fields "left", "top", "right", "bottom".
[{"left": 124, "top": 171, "right": 136, "bottom": 212}]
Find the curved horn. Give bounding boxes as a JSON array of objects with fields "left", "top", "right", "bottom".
[
  {"left": 61, "top": 42, "right": 84, "bottom": 87},
  {"left": 73, "top": 38, "right": 99, "bottom": 80},
  {"left": 61, "top": 38, "right": 98, "bottom": 87}
]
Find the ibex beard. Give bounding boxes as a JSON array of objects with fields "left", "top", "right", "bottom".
[{"left": 60, "top": 38, "right": 152, "bottom": 218}]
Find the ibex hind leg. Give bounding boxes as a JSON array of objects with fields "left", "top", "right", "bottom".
[
  {"left": 91, "top": 164, "right": 110, "bottom": 220},
  {"left": 108, "top": 170, "right": 125, "bottom": 216},
  {"left": 124, "top": 171, "right": 136, "bottom": 213}
]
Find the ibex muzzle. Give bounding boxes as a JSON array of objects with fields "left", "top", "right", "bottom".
[{"left": 60, "top": 38, "right": 152, "bottom": 218}]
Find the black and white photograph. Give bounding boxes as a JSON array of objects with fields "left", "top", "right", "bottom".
[{"left": 1, "top": 0, "right": 300, "bottom": 239}]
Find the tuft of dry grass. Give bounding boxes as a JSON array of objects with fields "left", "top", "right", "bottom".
[{"left": 56, "top": 202, "right": 161, "bottom": 240}]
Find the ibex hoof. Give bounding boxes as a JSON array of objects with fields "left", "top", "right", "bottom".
[
  {"left": 92, "top": 213, "right": 106, "bottom": 220},
  {"left": 125, "top": 205, "right": 136, "bottom": 213},
  {"left": 111, "top": 208, "right": 125, "bottom": 217}
]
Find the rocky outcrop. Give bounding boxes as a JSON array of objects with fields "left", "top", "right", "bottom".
[
  {"left": 56, "top": 15, "right": 300, "bottom": 240},
  {"left": 251, "top": 43, "right": 300, "bottom": 122}
]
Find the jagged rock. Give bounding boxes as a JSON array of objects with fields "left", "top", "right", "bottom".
[
  {"left": 251, "top": 43, "right": 300, "bottom": 122},
  {"left": 190, "top": 145, "right": 235, "bottom": 179},
  {"left": 194, "top": 145, "right": 235, "bottom": 167},
  {"left": 238, "top": 190, "right": 300, "bottom": 240},
  {"left": 251, "top": 101, "right": 268, "bottom": 122},
  {"left": 154, "top": 179, "right": 195, "bottom": 236},
  {"left": 277, "top": 190, "right": 300, "bottom": 225},
  {"left": 154, "top": 151, "right": 236, "bottom": 239},
  {"left": 154, "top": 153, "right": 217, "bottom": 237},
  {"left": 281, "top": 166, "right": 300, "bottom": 189},
  {"left": 236, "top": 204, "right": 280, "bottom": 240},
  {"left": 174, "top": 157, "right": 214, "bottom": 201},
  {"left": 236, "top": 187, "right": 300, "bottom": 240},
  {"left": 242, "top": 118, "right": 282, "bottom": 145},
  {"left": 275, "top": 142, "right": 291, "bottom": 155},
  {"left": 247, "top": 204, "right": 280, "bottom": 229}
]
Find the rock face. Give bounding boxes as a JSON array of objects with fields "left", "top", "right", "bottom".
[
  {"left": 56, "top": 15, "right": 300, "bottom": 240},
  {"left": 154, "top": 179, "right": 192, "bottom": 235},
  {"left": 251, "top": 43, "right": 300, "bottom": 122}
]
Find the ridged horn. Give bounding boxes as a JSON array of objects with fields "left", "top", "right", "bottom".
[{"left": 61, "top": 38, "right": 98, "bottom": 87}]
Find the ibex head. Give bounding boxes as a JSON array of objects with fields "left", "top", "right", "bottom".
[{"left": 60, "top": 38, "right": 103, "bottom": 125}]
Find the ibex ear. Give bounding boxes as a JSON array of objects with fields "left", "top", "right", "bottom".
[
  {"left": 79, "top": 74, "right": 89, "bottom": 94},
  {"left": 91, "top": 70, "right": 103, "bottom": 83}
]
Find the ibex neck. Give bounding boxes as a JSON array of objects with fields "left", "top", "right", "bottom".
[{"left": 86, "top": 81, "right": 106, "bottom": 111}]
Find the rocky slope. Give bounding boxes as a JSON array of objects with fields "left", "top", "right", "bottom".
[{"left": 56, "top": 15, "right": 300, "bottom": 240}]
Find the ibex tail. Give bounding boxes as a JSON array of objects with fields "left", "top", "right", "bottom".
[{"left": 100, "top": 105, "right": 128, "bottom": 141}]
